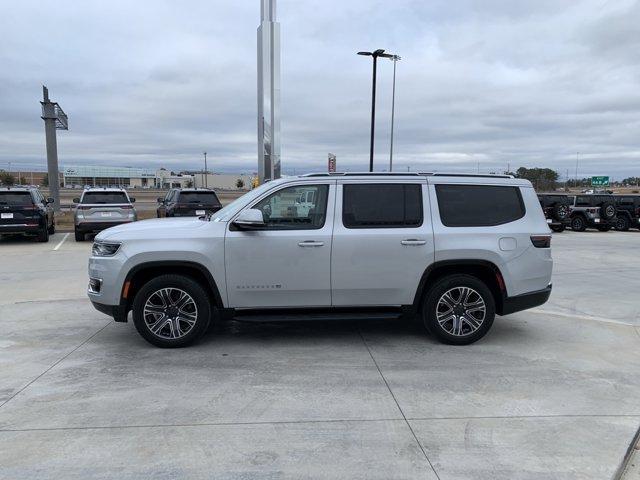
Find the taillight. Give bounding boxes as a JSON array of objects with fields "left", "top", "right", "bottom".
[{"left": 531, "top": 235, "right": 551, "bottom": 248}]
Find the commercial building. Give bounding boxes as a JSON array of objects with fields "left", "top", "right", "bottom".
[
  {"left": 192, "top": 173, "right": 253, "bottom": 190},
  {"left": 61, "top": 166, "right": 194, "bottom": 189}
]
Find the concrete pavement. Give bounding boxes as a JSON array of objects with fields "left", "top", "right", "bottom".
[{"left": 1, "top": 230, "right": 639, "bottom": 479}]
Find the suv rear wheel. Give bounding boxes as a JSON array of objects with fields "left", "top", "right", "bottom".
[
  {"left": 36, "top": 224, "right": 49, "bottom": 242},
  {"left": 550, "top": 224, "right": 565, "bottom": 233},
  {"left": 422, "top": 274, "right": 495, "bottom": 345},
  {"left": 571, "top": 216, "right": 586, "bottom": 232},
  {"left": 132, "top": 274, "right": 211, "bottom": 348},
  {"left": 74, "top": 229, "right": 84, "bottom": 242},
  {"left": 48, "top": 219, "right": 55, "bottom": 234}
]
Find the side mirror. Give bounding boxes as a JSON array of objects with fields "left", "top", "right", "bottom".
[
  {"left": 130, "top": 197, "right": 136, "bottom": 203},
  {"left": 73, "top": 198, "right": 80, "bottom": 204},
  {"left": 46, "top": 197, "right": 54, "bottom": 204},
  {"left": 157, "top": 197, "right": 164, "bottom": 204},
  {"left": 233, "top": 208, "right": 265, "bottom": 229}
]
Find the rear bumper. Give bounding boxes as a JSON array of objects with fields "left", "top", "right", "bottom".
[
  {"left": 0, "top": 223, "right": 42, "bottom": 234},
  {"left": 76, "top": 220, "right": 133, "bottom": 233},
  {"left": 499, "top": 284, "right": 552, "bottom": 316},
  {"left": 91, "top": 301, "right": 128, "bottom": 323}
]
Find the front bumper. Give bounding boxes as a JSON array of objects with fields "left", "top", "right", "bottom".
[
  {"left": 499, "top": 284, "right": 552, "bottom": 316},
  {"left": 91, "top": 301, "right": 128, "bottom": 322}
]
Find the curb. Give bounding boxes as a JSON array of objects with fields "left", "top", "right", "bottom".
[{"left": 614, "top": 423, "right": 640, "bottom": 479}]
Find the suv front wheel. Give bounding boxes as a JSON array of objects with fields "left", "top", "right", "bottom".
[
  {"left": 422, "top": 274, "right": 495, "bottom": 345},
  {"left": 571, "top": 216, "right": 586, "bottom": 232},
  {"left": 132, "top": 274, "right": 211, "bottom": 348}
]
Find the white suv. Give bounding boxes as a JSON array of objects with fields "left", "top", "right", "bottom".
[{"left": 87, "top": 173, "right": 553, "bottom": 348}]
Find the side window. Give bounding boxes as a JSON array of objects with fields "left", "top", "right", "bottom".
[
  {"left": 342, "top": 184, "right": 423, "bottom": 228},
  {"left": 575, "top": 196, "right": 589, "bottom": 206},
  {"left": 435, "top": 184, "right": 525, "bottom": 227},
  {"left": 253, "top": 184, "right": 329, "bottom": 230},
  {"left": 166, "top": 190, "right": 175, "bottom": 203}
]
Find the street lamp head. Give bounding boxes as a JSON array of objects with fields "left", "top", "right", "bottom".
[
  {"left": 357, "top": 51, "right": 372, "bottom": 56},
  {"left": 373, "top": 49, "right": 386, "bottom": 55}
]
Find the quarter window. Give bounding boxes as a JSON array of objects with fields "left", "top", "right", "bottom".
[
  {"left": 435, "top": 184, "right": 525, "bottom": 227},
  {"left": 252, "top": 184, "right": 329, "bottom": 230},
  {"left": 342, "top": 184, "right": 423, "bottom": 228}
]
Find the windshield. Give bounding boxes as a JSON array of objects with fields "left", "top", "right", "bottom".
[
  {"left": 179, "top": 192, "right": 220, "bottom": 205},
  {"left": 0, "top": 192, "right": 33, "bottom": 206},
  {"left": 211, "top": 182, "right": 278, "bottom": 222},
  {"left": 82, "top": 192, "right": 129, "bottom": 204}
]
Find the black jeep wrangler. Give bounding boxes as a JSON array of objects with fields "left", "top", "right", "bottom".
[
  {"left": 537, "top": 193, "right": 571, "bottom": 232},
  {"left": 613, "top": 195, "right": 640, "bottom": 231}
]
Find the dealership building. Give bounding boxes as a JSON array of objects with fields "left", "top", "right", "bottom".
[{"left": 61, "top": 166, "right": 193, "bottom": 189}]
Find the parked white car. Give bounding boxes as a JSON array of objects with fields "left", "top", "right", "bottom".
[{"left": 87, "top": 173, "right": 553, "bottom": 347}]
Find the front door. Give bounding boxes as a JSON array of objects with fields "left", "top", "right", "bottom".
[{"left": 225, "top": 181, "right": 335, "bottom": 308}]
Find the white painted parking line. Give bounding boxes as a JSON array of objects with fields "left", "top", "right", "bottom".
[
  {"left": 530, "top": 308, "right": 634, "bottom": 326},
  {"left": 53, "top": 233, "right": 70, "bottom": 251}
]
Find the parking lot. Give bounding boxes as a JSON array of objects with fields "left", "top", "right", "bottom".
[{"left": 1, "top": 231, "right": 639, "bottom": 479}]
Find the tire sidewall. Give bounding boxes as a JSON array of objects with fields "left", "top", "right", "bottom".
[
  {"left": 423, "top": 274, "right": 496, "bottom": 345},
  {"left": 571, "top": 216, "right": 585, "bottom": 231},
  {"left": 616, "top": 216, "right": 629, "bottom": 231},
  {"left": 132, "top": 274, "right": 211, "bottom": 348}
]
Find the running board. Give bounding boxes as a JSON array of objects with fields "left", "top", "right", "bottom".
[{"left": 231, "top": 310, "right": 403, "bottom": 323}]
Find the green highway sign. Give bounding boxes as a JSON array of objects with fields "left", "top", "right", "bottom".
[{"left": 591, "top": 176, "right": 609, "bottom": 187}]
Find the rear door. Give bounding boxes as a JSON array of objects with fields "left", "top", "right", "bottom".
[
  {"left": 79, "top": 191, "right": 131, "bottom": 222},
  {"left": 0, "top": 191, "right": 37, "bottom": 228},
  {"left": 331, "top": 179, "right": 433, "bottom": 306}
]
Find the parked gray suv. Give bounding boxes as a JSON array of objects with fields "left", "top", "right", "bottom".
[
  {"left": 87, "top": 173, "right": 553, "bottom": 348},
  {"left": 74, "top": 188, "right": 137, "bottom": 241}
]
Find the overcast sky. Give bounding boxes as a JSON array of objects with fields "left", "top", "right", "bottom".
[{"left": 1, "top": 0, "right": 638, "bottom": 178}]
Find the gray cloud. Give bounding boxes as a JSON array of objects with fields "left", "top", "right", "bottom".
[{"left": 0, "top": 0, "right": 638, "bottom": 179}]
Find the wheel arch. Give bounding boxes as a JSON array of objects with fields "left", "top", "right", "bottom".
[
  {"left": 122, "top": 261, "right": 223, "bottom": 314},
  {"left": 412, "top": 260, "right": 506, "bottom": 315}
]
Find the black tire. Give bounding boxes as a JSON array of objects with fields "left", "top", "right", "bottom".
[
  {"left": 132, "top": 274, "right": 211, "bottom": 348},
  {"left": 600, "top": 202, "right": 616, "bottom": 220},
  {"left": 74, "top": 229, "right": 84, "bottom": 242},
  {"left": 422, "top": 274, "right": 495, "bottom": 345},
  {"left": 597, "top": 225, "right": 611, "bottom": 232},
  {"left": 571, "top": 216, "right": 586, "bottom": 232},
  {"left": 48, "top": 219, "right": 56, "bottom": 234},
  {"left": 551, "top": 203, "right": 569, "bottom": 221},
  {"left": 36, "top": 225, "right": 49, "bottom": 242},
  {"left": 550, "top": 224, "right": 565, "bottom": 233},
  {"left": 615, "top": 216, "right": 630, "bottom": 231}
]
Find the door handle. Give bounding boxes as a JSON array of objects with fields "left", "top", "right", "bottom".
[
  {"left": 401, "top": 239, "right": 426, "bottom": 246},
  {"left": 298, "top": 241, "right": 324, "bottom": 247}
]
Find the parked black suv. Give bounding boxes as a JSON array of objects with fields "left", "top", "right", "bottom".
[
  {"left": 614, "top": 195, "right": 640, "bottom": 231},
  {"left": 157, "top": 188, "right": 222, "bottom": 218},
  {"left": 537, "top": 194, "right": 570, "bottom": 232},
  {"left": 568, "top": 194, "right": 617, "bottom": 231},
  {"left": 0, "top": 186, "right": 55, "bottom": 242}
]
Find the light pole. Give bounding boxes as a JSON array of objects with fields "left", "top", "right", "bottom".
[
  {"left": 574, "top": 152, "right": 579, "bottom": 189},
  {"left": 388, "top": 55, "right": 401, "bottom": 172},
  {"left": 358, "top": 49, "right": 394, "bottom": 172},
  {"left": 203, "top": 152, "right": 208, "bottom": 188}
]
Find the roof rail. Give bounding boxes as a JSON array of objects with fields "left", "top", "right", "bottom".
[
  {"left": 303, "top": 172, "right": 422, "bottom": 177},
  {"left": 420, "top": 172, "right": 514, "bottom": 179}
]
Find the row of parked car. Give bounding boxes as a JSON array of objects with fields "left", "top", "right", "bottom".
[
  {"left": 538, "top": 193, "right": 640, "bottom": 232},
  {"left": 1, "top": 185, "right": 638, "bottom": 243}
]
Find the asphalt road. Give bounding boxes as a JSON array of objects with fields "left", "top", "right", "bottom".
[{"left": 0, "top": 230, "right": 639, "bottom": 479}]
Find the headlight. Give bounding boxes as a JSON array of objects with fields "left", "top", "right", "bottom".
[{"left": 92, "top": 241, "right": 121, "bottom": 257}]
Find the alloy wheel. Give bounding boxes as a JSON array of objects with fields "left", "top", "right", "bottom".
[
  {"left": 436, "top": 286, "right": 486, "bottom": 336},
  {"left": 143, "top": 288, "right": 198, "bottom": 339}
]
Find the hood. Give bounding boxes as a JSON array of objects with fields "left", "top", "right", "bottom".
[{"left": 96, "top": 217, "right": 210, "bottom": 241}]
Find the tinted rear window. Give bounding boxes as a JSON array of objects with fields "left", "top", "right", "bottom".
[
  {"left": 435, "top": 184, "right": 525, "bottom": 227},
  {"left": 0, "top": 192, "right": 33, "bottom": 205},
  {"left": 82, "top": 192, "right": 128, "bottom": 204},
  {"left": 343, "top": 184, "right": 422, "bottom": 228},
  {"left": 178, "top": 192, "right": 220, "bottom": 205}
]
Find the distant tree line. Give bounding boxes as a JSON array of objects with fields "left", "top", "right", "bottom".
[{"left": 504, "top": 167, "right": 559, "bottom": 191}]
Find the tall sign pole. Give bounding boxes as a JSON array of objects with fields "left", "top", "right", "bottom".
[
  {"left": 40, "top": 86, "right": 68, "bottom": 211},
  {"left": 257, "top": 0, "right": 281, "bottom": 184}
]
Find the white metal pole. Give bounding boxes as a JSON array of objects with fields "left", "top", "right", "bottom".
[{"left": 389, "top": 56, "right": 398, "bottom": 172}]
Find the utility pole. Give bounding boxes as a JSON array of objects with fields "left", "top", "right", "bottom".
[
  {"left": 203, "top": 152, "right": 208, "bottom": 188},
  {"left": 40, "top": 86, "right": 68, "bottom": 211},
  {"left": 574, "top": 152, "right": 579, "bottom": 189},
  {"left": 388, "top": 55, "right": 401, "bottom": 172}
]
